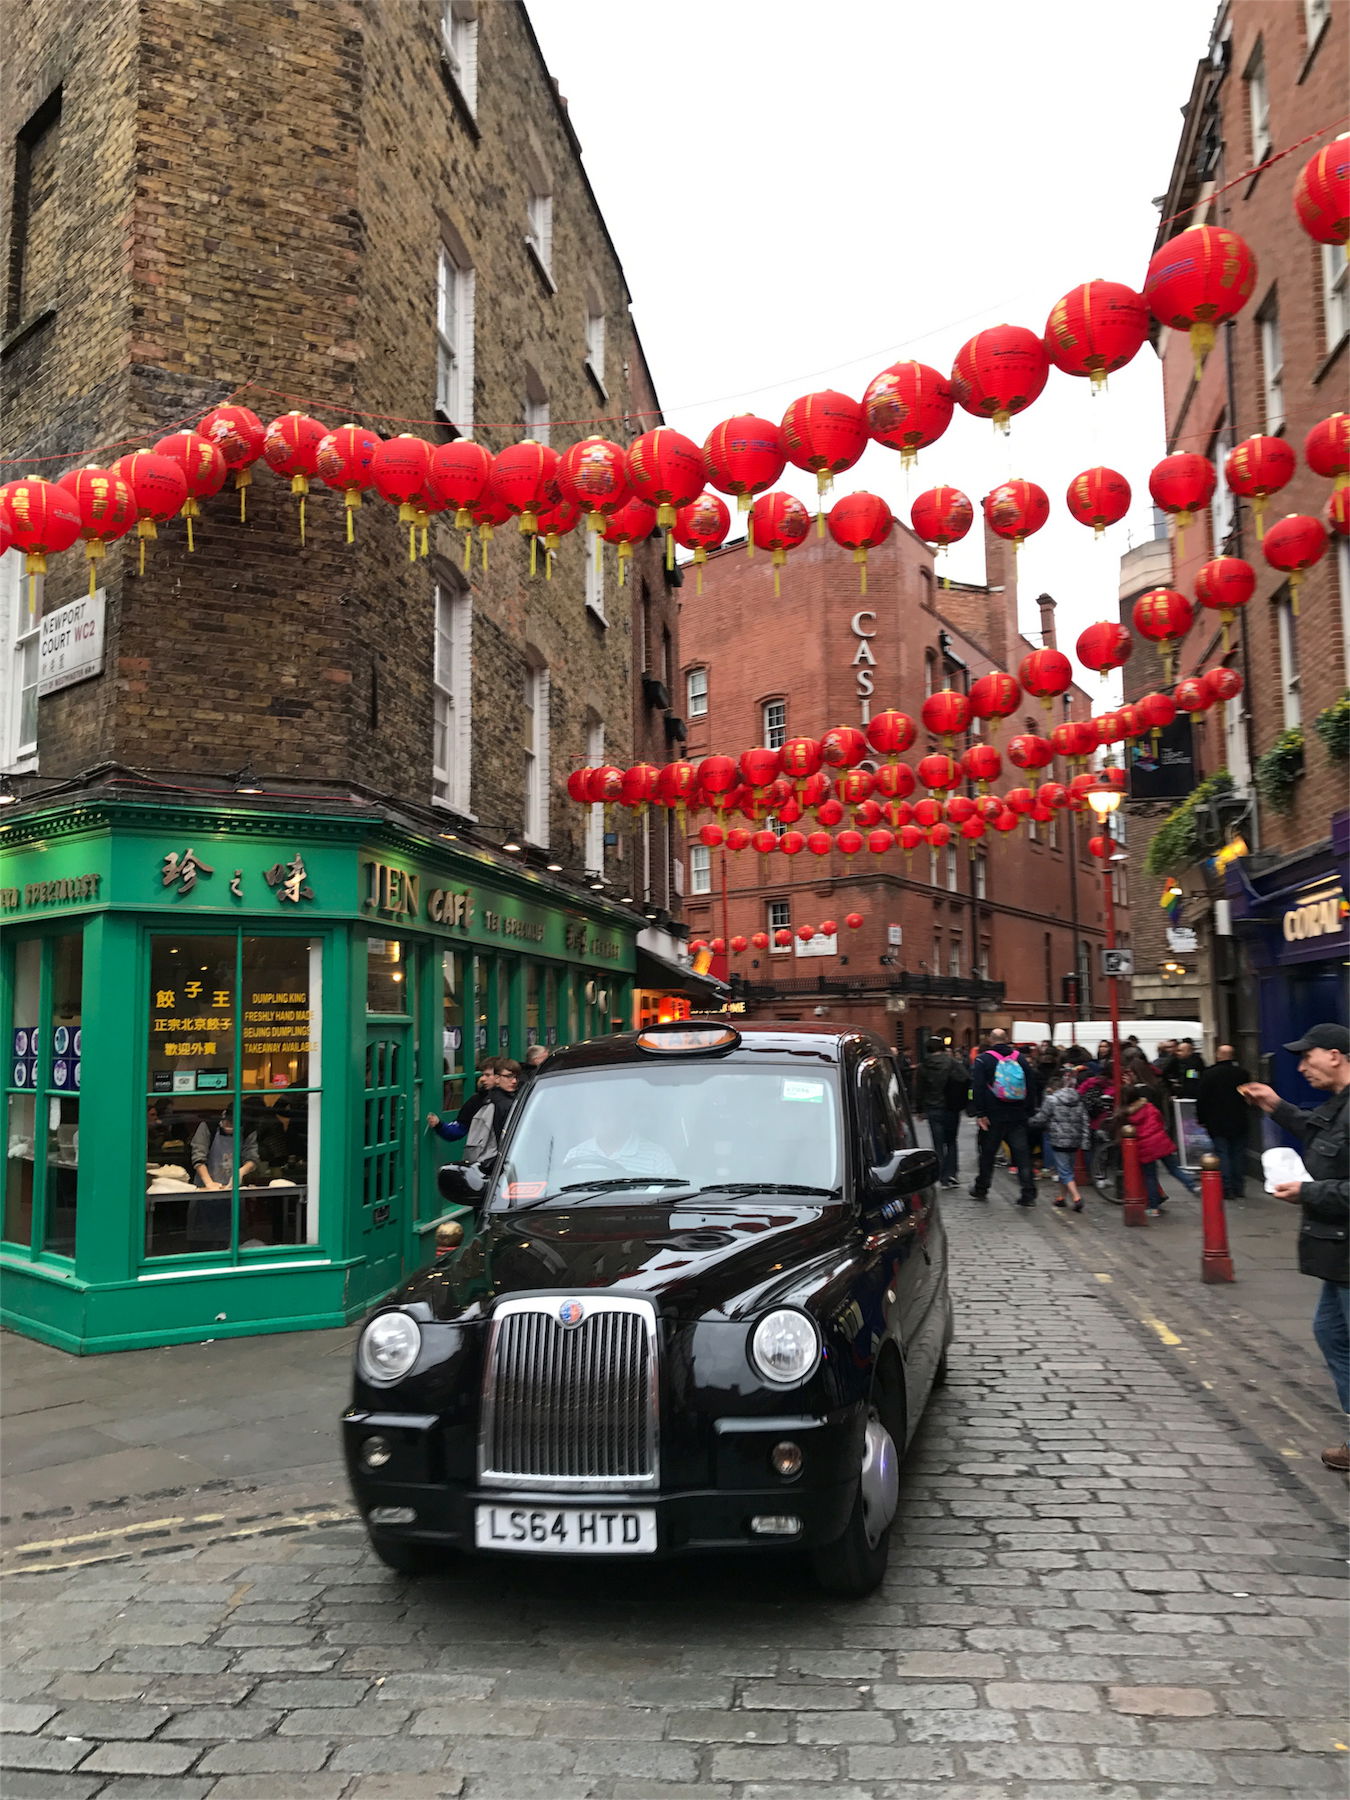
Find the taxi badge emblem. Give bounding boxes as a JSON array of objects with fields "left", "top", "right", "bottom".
[{"left": 558, "top": 1299, "right": 584, "bottom": 1328}]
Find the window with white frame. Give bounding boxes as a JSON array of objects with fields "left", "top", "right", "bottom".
[
  {"left": 974, "top": 852, "right": 987, "bottom": 899},
  {"left": 440, "top": 0, "right": 479, "bottom": 114},
  {"left": 432, "top": 581, "right": 472, "bottom": 812},
  {"left": 945, "top": 846, "right": 958, "bottom": 891},
  {"left": 766, "top": 813, "right": 787, "bottom": 839},
  {"left": 931, "top": 933, "right": 942, "bottom": 976},
  {"left": 522, "top": 659, "right": 550, "bottom": 846},
  {"left": 949, "top": 937, "right": 962, "bottom": 979},
  {"left": 1304, "top": 0, "right": 1331, "bottom": 45},
  {"left": 585, "top": 719, "right": 604, "bottom": 873},
  {"left": 686, "top": 667, "right": 708, "bottom": 717},
  {"left": 978, "top": 940, "right": 991, "bottom": 980},
  {"left": 1223, "top": 678, "right": 1251, "bottom": 789},
  {"left": 1276, "top": 593, "right": 1301, "bottom": 728},
  {"left": 436, "top": 245, "right": 475, "bottom": 432},
  {"left": 526, "top": 180, "right": 554, "bottom": 281},
  {"left": 0, "top": 553, "right": 39, "bottom": 771},
  {"left": 689, "top": 843, "right": 712, "bottom": 894},
  {"left": 523, "top": 369, "right": 550, "bottom": 446},
  {"left": 1323, "top": 240, "right": 1349, "bottom": 351},
  {"left": 924, "top": 651, "right": 936, "bottom": 698},
  {"left": 1257, "top": 293, "right": 1284, "bottom": 434},
  {"left": 927, "top": 846, "right": 939, "bottom": 886},
  {"left": 763, "top": 698, "right": 787, "bottom": 749},
  {"left": 1049, "top": 811, "right": 1060, "bottom": 851},
  {"left": 1245, "top": 40, "right": 1270, "bottom": 163},
  {"left": 584, "top": 544, "right": 605, "bottom": 622},
  {"left": 768, "top": 898, "right": 791, "bottom": 947},
  {"left": 1210, "top": 418, "right": 1235, "bottom": 551},
  {"left": 1339, "top": 538, "right": 1350, "bottom": 687},
  {"left": 585, "top": 304, "right": 606, "bottom": 392}
]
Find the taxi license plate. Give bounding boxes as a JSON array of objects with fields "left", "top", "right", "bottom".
[{"left": 474, "top": 1503, "right": 656, "bottom": 1554}]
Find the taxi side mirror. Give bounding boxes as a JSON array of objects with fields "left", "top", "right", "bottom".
[
  {"left": 437, "top": 1161, "right": 486, "bottom": 1205},
  {"left": 867, "top": 1147, "right": 939, "bottom": 1202}
]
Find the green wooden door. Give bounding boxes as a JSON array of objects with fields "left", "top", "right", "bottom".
[{"left": 360, "top": 1024, "right": 411, "bottom": 1304}]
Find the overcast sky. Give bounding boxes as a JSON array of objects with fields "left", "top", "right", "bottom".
[{"left": 528, "top": 0, "right": 1221, "bottom": 676}]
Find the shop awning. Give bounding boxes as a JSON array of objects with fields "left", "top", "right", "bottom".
[{"left": 634, "top": 942, "right": 729, "bottom": 1002}]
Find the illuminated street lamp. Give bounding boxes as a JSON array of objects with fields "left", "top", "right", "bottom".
[{"left": 1083, "top": 773, "right": 1146, "bottom": 1226}]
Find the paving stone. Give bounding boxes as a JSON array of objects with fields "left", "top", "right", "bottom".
[
  {"left": 88, "top": 1781, "right": 213, "bottom": 1799},
  {"left": 890, "top": 1652, "right": 1006, "bottom": 1679},
  {"left": 0, "top": 1776, "right": 105, "bottom": 1800},
  {"left": 0, "top": 1703, "right": 58, "bottom": 1733},
  {"left": 328, "top": 1740, "right": 462, "bottom": 1774},
  {"left": 844, "top": 1743, "right": 959, "bottom": 1779},
  {"left": 1224, "top": 1751, "right": 1350, "bottom": 1788},
  {"left": 871, "top": 1683, "right": 978, "bottom": 1710},
  {"left": 960, "top": 1742, "right": 1092, "bottom": 1780},
  {"left": 201, "top": 1780, "right": 351, "bottom": 1800},
  {"left": 79, "top": 1741, "right": 202, "bottom": 1776},
  {"left": 1094, "top": 1745, "right": 1223, "bottom": 1782},
  {"left": 42, "top": 1704, "right": 173, "bottom": 1741},
  {"left": 793, "top": 1711, "right": 895, "bottom": 1743},
  {"left": 159, "top": 1709, "right": 281, "bottom": 1741},
  {"left": 340, "top": 1779, "right": 465, "bottom": 1800},
  {"left": 0, "top": 1736, "right": 91, "bottom": 1771},
  {"left": 1026, "top": 1710, "right": 1145, "bottom": 1745},
  {"left": 896, "top": 1707, "right": 1020, "bottom": 1743},
  {"left": 1108, "top": 1685, "right": 1217, "bottom": 1716},
  {"left": 985, "top": 1680, "right": 1101, "bottom": 1712},
  {"left": 708, "top": 1744, "right": 840, "bottom": 1782},
  {"left": 737, "top": 1681, "right": 862, "bottom": 1711},
  {"left": 195, "top": 1740, "right": 333, "bottom": 1775},
  {"left": 278, "top": 1705, "right": 412, "bottom": 1735},
  {"left": 1150, "top": 1717, "right": 1287, "bottom": 1750}
]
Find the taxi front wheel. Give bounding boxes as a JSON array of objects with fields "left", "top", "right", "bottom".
[{"left": 810, "top": 1404, "right": 897, "bottom": 1597}]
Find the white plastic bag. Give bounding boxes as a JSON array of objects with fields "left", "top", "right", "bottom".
[{"left": 1262, "top": 1145, "right": 1311, "bottom": 1194}]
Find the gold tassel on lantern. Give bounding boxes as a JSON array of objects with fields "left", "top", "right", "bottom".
[
  {"left": 854, "top": 547, "right": 868, "bottom": 596},
  {"left": 84, "top": 541, "right": 105, "bottom": 598},
  {"left": 236, "top": 468, "right": 252, "bottom": 523},
  {"left": 399, "top": 502, "right": 417, "bottom": 563},
  {"left": 345, "top": 489, "right": 361, "bottom": 543},
  {"left": 291, "top": 473, "right": 310, "bottom": 547},
  {"left": 771, "top": 549, "right": 785, "bottom": 597},
  {"left": 182, "top": 497, "right": 200, "bottom": 553},
  {"left": 137, "top": 516, "right": 156, "bottom": 577},
  {"left": 479, "top": 522, "right": 494, "bottom": 571}
]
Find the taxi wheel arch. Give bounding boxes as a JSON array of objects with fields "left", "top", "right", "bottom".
[{"left": 810, "top": 1347, "right": 905, "bottom": 1598}]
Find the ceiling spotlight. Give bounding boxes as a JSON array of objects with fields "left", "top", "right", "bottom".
[
  {"left": 502, "top": 834, "right": 522, "bottom": 853},
  {"left": 546, "top": 859, "right": 563, "bottom": 872},
  {"left": 439, "top": 831, "right": 458, "bottom": 842},
  {"left": 233, "top": 767, "right": 263, "bottom": 795},
  {"left": 0, "top": 775, "right": 16, "bottom": 807}
]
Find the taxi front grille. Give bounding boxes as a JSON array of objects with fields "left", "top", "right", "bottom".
[{"left": 479, "top": 1298, "right": 658, "bottom": 1491}]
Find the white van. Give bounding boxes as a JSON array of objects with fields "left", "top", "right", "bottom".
[{"left": 1011, "top": 1020, "right": 1202, "bottom": 1061}]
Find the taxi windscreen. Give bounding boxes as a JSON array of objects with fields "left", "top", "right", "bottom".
[{"left": 488, "top": 1061, "right": 841, "bottom": 1208}]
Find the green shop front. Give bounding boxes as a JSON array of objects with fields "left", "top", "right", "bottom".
[{"left": 0, "top": 798, "right": 636, "bottom": 1354}]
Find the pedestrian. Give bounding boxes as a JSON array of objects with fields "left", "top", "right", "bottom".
[
  {"left": 1239, "top": 1024, "right": 1349, "bottom": 1472},
  {"left": 1088, "top": 1038, "right": 1114, "bottom": 1078},
  {"left": 461, "top": 1059, "right": 522, "bottom": 1167},
  {"left": 1115, "top": 1083, "right": 1198, "bottom": 1212},
  {"left": 1151, "top": 1038, "right": 1175, "bottom": 1077},
  {"left": 1029, "top": 1069, "right": 1091, "bottom": 1211},
  {"left": 521, "top": 1043, "right": 549, "bottom": 1084},
  {"left": 1195, "top": 1043, "right": 1253, "bottom": 1199},
  {"left": 914, "top": 1034, "right": 966, "bottom": 1189},
  {"left": 1122, "top": 1045, "right": 1166, "bottom": 1111},
  {"left": 427, "top": 1057, "right": 499, "bottom": 1142},
  {"left": 968, "top": 1028, "right": 1037, "bottom": 1207},
  {"left": 1160, "top": 1036, "right": 1206, "bottom": 1096}
]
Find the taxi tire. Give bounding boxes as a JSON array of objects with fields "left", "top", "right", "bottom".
[{"left": 810, "top": 1472, "right": 890, "bottom": 1597}]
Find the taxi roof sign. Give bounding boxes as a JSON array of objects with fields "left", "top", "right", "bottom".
[{"left": 635, "top": 1024, "right": 741, "bottom": 1054}]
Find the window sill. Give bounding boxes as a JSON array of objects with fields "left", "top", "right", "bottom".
[
  {"left": 584, "top": 359, "right": 608, "bottom": 405},
  {"left": 0, "top": 307, "right": 56, "bottom": 361},
  {"left": 431, "top": 795, "right": 478, "bottom": 825},
  {"left": 585, "top": 601, "right": 608, "bottom": 629},
  {"left": 524, "top": 238, "right": 557, "bottom": 297},
  {"left": 1313, "top": 332, "right": 1347, "bottom": 386},
  {"left": 437, "top": 54, "right": 480, "bottom": 141},
  {"left": 1, "top": 756, "right": 38, "bottom": 777}
]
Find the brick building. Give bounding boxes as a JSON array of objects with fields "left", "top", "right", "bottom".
[
  {"left": 0, "top": 0, "right": 704, "bottom": 1352},
  {"left": 680, "top": 519, "right": 1127, "bottom": 1056},
  {"left": 1124, "top": 0, "right": 1348, "bottom": 1084}
]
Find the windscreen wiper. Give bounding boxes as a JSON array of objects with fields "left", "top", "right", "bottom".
[
  {"left": 507, "top": 1176, "right": 694, "bottom": 1214},
  {"left": 690, "top": 1182, "right": 841, "bottom": 1197}
]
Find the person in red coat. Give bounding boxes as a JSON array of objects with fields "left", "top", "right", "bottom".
[{"left": 1116, "top": 1084, "right": 1198, "bottom": 1213}]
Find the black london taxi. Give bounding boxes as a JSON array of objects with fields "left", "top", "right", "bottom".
[{"left": 342, "top": 1021, "right": 951, "bottom": 1595}]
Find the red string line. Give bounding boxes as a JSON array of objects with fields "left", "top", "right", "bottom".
[{"left": 4, "top": 113, "right": 1343, "bottom": 474}]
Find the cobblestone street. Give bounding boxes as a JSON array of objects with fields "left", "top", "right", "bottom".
[{"left": 3, "top": 1191, "right": 1346, "bottom": 1800}]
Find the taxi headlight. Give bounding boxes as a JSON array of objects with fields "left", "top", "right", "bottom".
[
  {"left": 357, "top": 1310, "right": 421, "bottom": 1384},
  {"left": 750, "top": 1309, "right": 821, "bottom": 1385}
]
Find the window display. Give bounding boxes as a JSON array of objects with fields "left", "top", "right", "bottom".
[
  {"left": 366, "top": 938, "right": 408, "bottom": 1014},
  {"left": 145, "top": 934, "right": 320, "bottom": 1259},
  {"left": 3, "top": 932, "right": 82, "bottom": 1255},
  {"left": 441, "top": 950, "right": 466, "bottom": 1110}
]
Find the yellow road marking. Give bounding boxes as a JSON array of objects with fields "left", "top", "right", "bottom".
[
  {"left": 1093, "top": 1272, "right": 1113, "bottom": 1283},
  {"left": 9, "top": 1514, "right": 203, "bottom": 1555},
  {"left": 1141, "top": 1315, "right": 1182, "bottom": 1346},
  {"left": 2, "top": 1505, "right": 352, "bottom": 1577}
]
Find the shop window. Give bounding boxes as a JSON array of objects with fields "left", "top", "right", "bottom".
[
  {"left": 2, "top": 932, "right": 82, "bottom": 1258},
  {"left": 762, "top": 698, "right": 786, "bottom": 750},
  {"left": 686, "top": 666, "right": 708, "bottom": 718},
  {"left": 367, "top": 937, "right": 409, "bottom": 1014},
  {"left": 0, "top": 552, "right": 40, "bottom": 771},
  {"left": 143, "top": 934, "right": 321, "bottom": 1260},
  {"left": 441, "top": 950, "right": 467, "bottom": 1110},
  {"left": 436, "top": 243, "right": 475, "bottom": 432},
  {"left": 689, "top": 843, "right": 711, "bottom": 894}
]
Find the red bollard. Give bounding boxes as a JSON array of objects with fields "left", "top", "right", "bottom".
[
  {"left": 1120, "top": 1124, "right": 1149, "bottom": 1229},
  {"left": 1199, "top": 1152, "right": 1235, "bottom": 1282}
]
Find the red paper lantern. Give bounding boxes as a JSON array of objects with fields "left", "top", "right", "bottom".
[
  {"left": 262, "top": 411, "right": 326, "bottom": 541},
  {"left": 1088, "top": 836, "right": 1112, "bottom": 860},
  {"left": 314, "top": 424, "right": 379, "bottom": 542},
  {"left": 1132, "top": 587, "right": 1194, "bottom": 683},
  {"left": 920, "top": 690, "right": 972, "bottom": 743},
  {"left": 54, "top": 466, "right": 136, "bottom": 594},
  {"left": 1036, "top": 781, "right": 1069, "bottom": 811},
  {"left": 656, "top": 761, "right": 699, "bottom": 812},
  {"left": 490, "top": 440, "right": 561, "bottom": 570},
  {"left": 780, "top": 736, "right": 823, "bottom": 781},
  {"left": 698, "top": 822, "right": 725, "bottom": 848},
  {"left": 749, "top": 491, "right": 812, "bottom": 592},
  {"left": 866, "top": 828, "right": 894, "bottom": 855},
  {"left": 1305, "top": 414, "right": 1349, "bottom": 490},
  {"left": 371, "top": 434, "right": 434, "bottom": 559},
  {"left": 152, "top": 431, "right": 227, "bottom": 553},
  {"left": 992, "top": 808, "right": 1019, "bottom": 834},
  {"left": 467, "top": 489, "right": 514, "bottom": 570},
  {"left": 962, "top": 744, "right": 1002, "bottom": 790},
  {"left": 626, "top": 427, "right": 704, "bottom": 563},
  {"left": 1137, "top": 692, "right": 1177, "bottom": 737},
  {"left": 820, "top": 725, "right": 868, "bottom": 769},
  {"left": 844, "top": 912, "right": 864, "bottom": 930},
  {"left": 1043, "top": 280, "right": 1149, "bottom": 389},
  {"left": 974, "top": 794, "right": 1003, "bottom": 823},
  {"left": 1293, "top": 139, "right": 1349, "bottom": 250},
  {"left": 1051, "top": 719, "right": 1097, "bottom": 762},
  {"left": 1262, "top": 513, "right": 1328, "bottom": 612},
  {"left": 1004, "top": 785, "right": 1036, "bottom": 815},
  {"left": 729, "top": 936, "right": 748, "bottom": 955},
  {"left": 1148, "top": 453, "right": 1216, "bottom": 547},
  {"left": 751, "top": 931, "right": 770, "bottom": 950},
  {"left": 620, "top": 764, "right": 660, "bottom": 809},
  {"left": 826, "top": 491, "right": 893, "bottom": 592},
  {"left": 1224, "top": 435, "right": 1294, "bottom": 539},
  {"left": 968, "top": 671, "right": 1020, "bottom": 736},
  {"left": 983, "top": 479, "right": 1050, "bottom": 549},
  {"left": 1092, "top": 712, "right": 1124, "bottom": 746},
  {"left": 1018, "top": 648, "right": 1073, "bottom": 714},
  {"left": 557, "top": 436, "right": 631, "bottom": 540},
  {"left": 817, "top": 797, "right": 845, "bottom": 827},
  {"left": 602, "top": 497, "right": 659, "bottom": 586},
  {"left": 780, "top": 390, "right": 867, "bottom": 503},
  {"left": 794, "top": 923, "right": 814, "bottom": 943},
  {"left": 1065, "top": 466, "right": 1131, "bottom": 536},
  {"left": 946, "top": 794, "right": 976, "bottom": 825},
  {"left": 837, "top": 767, "right": 875, "bottom": 806},
  {"left": 727, "top": 828, "right": 754, "bottom": 854},
  {"left": 1174, "top": 676, "right": 1212, "bottom": 719},
  {"left": 198, "top": 403, "right": 267, "bottom": 519},
  {"left": 710, "top": 939, "right": 726, "bottom": 956},
  {"left": 111, "top": 452, "right": 189, "bottom": 572},
  {"left": 853, "top": 797, "right": 883, "bottom": 827},
  {"left": 874, "top": 762, "right": 916, "bottom": 800},
  {"left": 673, "top": 493, "right": 731, "bottom": 593},
  {"left": 951, "top": 324, "right": 1050, "bottom": 430},
  {"left": 1195, "top": 555, "right": 1256, "bottom": 650},
  {"left": 1203, "top": 666, "right": 1244, "bottom": 706},
  {"left": 697, "top": 755, "right": 738, "bottom": 810},
  {"left": 740, "top": 746, "right": 781, "bottom": 791},
  {"left": 866, "top": 710, "right": 916, "bottom": 757},
  {"left": 753, "top": 830, "right": 779, "bottom": 857},
  {"left": 910, "top": 485, "right": 973, "bottom": 549},
  {"left": 913, "top": 797, "right": 944, "bottom": 828},
  {"left": 1144, "top": 224, "right": 1258, "bottom": 373},
  {"left": 535, "top": 493, "right": 581, "bottom": 574},
  {"left": 1077, "top": 620, "right": 1133, "bottom": 678},
  {"left": 960, "top": 819, "right": 986, "bottom": 847},
  {"left": 886, "top": 800, "right": 912, "bottom": 829},
  {"left": 774, "top": 929, "right": 794, "bottom": 948},
  {"left": 800, "top": 771, "right": 831, "bottom": 808},
  {"left": 430, "top": 440, "right": 493, "bottom": 534},
  {"left": 819, "top": 919, "right": 838, "bottom": 938},
  {"left": 1007, "top": 734, "right": 1054, "bottom": 782},
  {"left": 861, "top": 360, "right": 954, "bottom": 468},
  {"left": 567, "top": 769, "right": 593, "bottom": 804},
  {"left": 898, "top": 824, "right": 924, "bottom": 857},
  {"left": 927, "top": 823, "right": 953, "bottom": 849},
  {"left": 917, "top": 753, "right": 960, "bottom": 792},
  {"left": 779, "top": 830, "right": 806, "bottom": 858},
  {"left": 702, "top": 415, "right": 785, "bottom": 509},
  {"left": 836, "top": 829, "right": 864, "bottom": 856},
  {"left": 1330, "top": 488, "right": 1349, "bottom": 538},
  {"left": 804, "top": 830, "right": 832, "bottom": 857},
  {"left": 587, "top": 765, "right": 626, "bottom": 805}
]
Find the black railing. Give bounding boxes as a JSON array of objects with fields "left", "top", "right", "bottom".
[{"left": 735, "top": 972, "right": 1005, "bottom": 1007}]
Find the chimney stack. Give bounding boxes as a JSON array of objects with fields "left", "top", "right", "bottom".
[{"left": 1037, "top": 592, "right": 1058, "bottom": 649}]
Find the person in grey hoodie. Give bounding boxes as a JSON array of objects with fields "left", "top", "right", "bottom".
[
  {"left": 1030, "top": 1070, "right": 1091, "bottom": 1211},
  {"left": 913, "top": 1035, "right": 966, "bottom": 1189}
]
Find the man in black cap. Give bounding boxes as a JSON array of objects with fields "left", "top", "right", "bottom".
[{"left": 1241, "top": 1024, "right": 1350, "bottom": 1472}]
